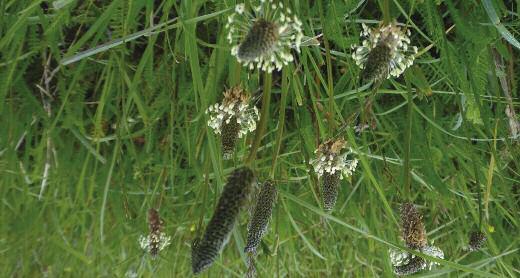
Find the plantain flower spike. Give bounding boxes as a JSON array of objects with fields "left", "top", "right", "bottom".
[
  {"left": 226, "top": 0, "right": 304, "bottom": 73},
  {"left": 139, "top": 209, "right": 171, "bottom": 259},
  {"left": 245, "top": 179, "right": 278, "bottom": 254},
  {"left": 206, "top": 86, "right": 259, "bottom": 159},
  {"left": 191, "top": 167, "right": 256, "bottom": 275},
  {"left": 310, "top": 138, "right": 358, "bottom": 211},
  {"left": 468, "top": 231, "right": 486, "bottom": 252},
  {"left": 352, "top": 21, "right": 418, "bottom": 83},
  {"left": 389, "top": 203, "right": 444, "bottom": 276}
]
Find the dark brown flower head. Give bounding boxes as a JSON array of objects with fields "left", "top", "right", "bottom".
[
  {"left": 400, "top": 203, "right": 427, "bottom": 249},
  {"left": 245, "top": 180, "right": 278, "bottom": 254},
  {"left": 361, "top": 43, "right": 393, "bottom": 83},
  {"left": 147, "top": 208, "right": 162, "bottom": 258},
  {"left": 468, "top": 231, "right": 486, "bottom": 252},
  {"left": 221, "top": 115, "right": 240, "bottom": 159},
  {"left": 237, "top": 19, "right": 279, "bottom": 62},
  {"left": 393, "top": 256, "right": 426, "bottom": 276},
  {"left": 191, "top": 167, "right": 256, "bottom": 275},
  {"left": 322, "top": 171, "right": 341, "bottom": 211},
  {"left": 139, "top": 209, "right": 171, "bottom": 259}
]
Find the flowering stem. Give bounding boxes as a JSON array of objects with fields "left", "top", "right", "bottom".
[
  {"left": 318, "top": 0, "right": 335, "bottom": 133},
  {"left": 381, "top": 0, "right": 391, "bottom": 24},
  {"left": 468, "top": 138, "right": 484, "bottom": 231},
  {"left": 196, "top": 159, "right": 211, "bottom": 239},
  {"left": 324, "top": 38, "right": 335, "bottom": 134},
  {"left": 231, "top": 60, "right": 241, "bottom": 86},
  {"left": 359, "top": 85, "right": 378, "bottom": 130},
  {"left": 403, "top": 73, "right": 413, "bottom": 199},
  {"left": 269, "top": 68, "right": 288, "bottom": 178},
  {"left": 477, "top": 178, "right": 483, "bottom": 230},
  {"left": 246, "top": 72, "right": 272, "bottom": 166},
  {"left": 466, "top": 125, "right": 484, "bottom": 231}
]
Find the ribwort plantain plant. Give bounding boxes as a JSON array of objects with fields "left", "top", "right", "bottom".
[
  {"left": 309, "top": 139, "right": 358, "bottom": 211},
  {"left": 226, "top": 0, "right": 303, "bottom": 72},
  {"left": 351, "top": 21, "right": 417, "bottom": 84},
  {"left": 138, "top": 209, "right": 171, "bottom": 259},
  {"left": 206, "top": 86, "right": 259, "bottom": 159},
  {"left": 245, "top": 179, "right": 278, "bottom": 254},
  {"left": 389, "top": 203, "right": 444, "bottom": 276},
  {"left": 191, "top": 167, "right": 256, "bottom": 275}
]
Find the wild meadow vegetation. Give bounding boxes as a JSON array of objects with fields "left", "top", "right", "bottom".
[{"left": 1, "top": 0, "right": 519, "bottom": 277}]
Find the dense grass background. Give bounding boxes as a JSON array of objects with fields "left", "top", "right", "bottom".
[{"left": 1, "top": 0, "right": 519, "bottom": 277}]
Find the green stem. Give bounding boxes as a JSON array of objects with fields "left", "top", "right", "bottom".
[
  {"left": 269, "top": 69, "right": 288, "bottom": 178},
  {"left": 477, "top": 179, "right": 483, "bottom": 230},
  {"left": 325, "top": 39, "right": 335, "bottom": 133},
  {"left": 468, "top": 133, "right": 484, "bottom": 231},
  {"left": 381, "top": 0, "right": 391, "bottom": 24},
  {"left": 403, "top": 74, "right": 413, "bottom": 199},
  {"left": 246, "top": 72, "right": 272, "bottom": 166},
  {"left": 318, "top": 0, "right": 335, "bottom": 134},
  {"left": 231, "top": 61, "right": 241, "bottom": 87}
]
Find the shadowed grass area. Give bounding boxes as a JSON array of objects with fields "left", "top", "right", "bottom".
[{"left": 1, "top": 0, "right": 519, "bottom": 277}]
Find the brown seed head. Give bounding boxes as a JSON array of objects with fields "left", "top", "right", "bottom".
[
  {"left": 318, "top": 138, "right": 347, "bottom": 156},
  {"left": 468, "top": 231, "right": 486, "bottom": 251},
  {"left": 147, "top": 208, "right": 163, "bottom": 258},
  {"left": 223, "top": 86, "right": 249, "bottom": 106},
  {"left": 394, "top": 256, "right": 426, "bottom": 276},
  {"left": 400, "top": 203, "right": 427, "bottom": 249}
]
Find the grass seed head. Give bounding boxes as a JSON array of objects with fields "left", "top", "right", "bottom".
[
  {"left": 191, "top": 167, "right": 256, "bottom": 274},
  {"left": 245, "top": 180, "right": 278, "bottom": 254}
]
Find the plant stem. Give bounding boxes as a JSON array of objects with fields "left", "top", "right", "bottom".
[
  {"left": 403, "top": 73, "right": 413, "bottom": 199},
  {"left": 382, "top": 0, "right": 391, "bottom": 24},
  {"left": 246, "top": 72, "right": 272, "bottom": 166},
  {"left": 269, "top": 69, "right": 288, "bottom": 178}
]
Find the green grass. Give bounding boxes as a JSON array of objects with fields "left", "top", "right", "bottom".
[{"left": 1, "top": 0, "right": 519, "bottom": 277}]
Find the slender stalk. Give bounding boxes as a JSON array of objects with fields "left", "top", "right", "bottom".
[
  {"left": 382, "top": 0, "right": 391, "bottom": 24},
  {"left": 477, "top": 178, "right": 483, "bottom": 230},
  {"left": 325, "top": 40, "right": 335, "bottom": 133},
  {"left": 464, "top": 118, "right": 484, "bottom": 231},
  {"left": 318, "top": 0, "right": 335, "bottom": 133},
  {"left": 468, "top": 135, "right": 484, "bottom": 231},
  {"left": 246, "top": 72, "right": 272, "bottom": 166},
  {"left": 269, "top": 69, "right": 288, "bottom": 178},
  {"left": 403, "top": 74, "right": 413, "bottom": 199},
  {"left": 231, "top": 60, "right": 242, "bottom": 87},
  {"left": 196, "top": 159, "right": 211, "bottom": 239}
]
